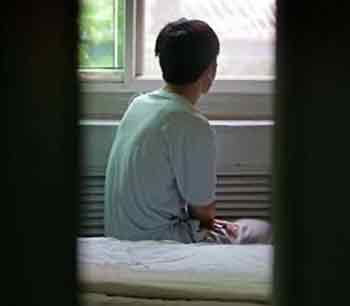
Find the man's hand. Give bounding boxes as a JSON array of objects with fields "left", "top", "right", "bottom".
[{"left": 213, "top": 219, "right": 240, "bottom": 239}]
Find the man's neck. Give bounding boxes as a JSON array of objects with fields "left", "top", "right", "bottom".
[{"left": 164, "top": 83, "right": 201, "bottom": 105}]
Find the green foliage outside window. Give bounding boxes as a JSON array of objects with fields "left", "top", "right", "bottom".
[{"left": 79, "top": 0, "right": 125, "bottom": 69}]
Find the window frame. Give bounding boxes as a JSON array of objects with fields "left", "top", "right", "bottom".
[{"left": 80, "top": 0, "right": 274, "bottom": 95}]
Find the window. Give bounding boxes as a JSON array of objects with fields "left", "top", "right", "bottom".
[
  {"left": 79, "top": 0, "right": 125, "bottom": 70},
  {"left": 80, "top": 0, "right": 275, "bottom": 93},
  {"left": 141, "top": 0, "right": 275, "bottom": 79}
]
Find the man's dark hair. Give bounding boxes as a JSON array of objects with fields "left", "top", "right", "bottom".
[{"left": 155, "top": 18, "right": 220, "bottom": 85}]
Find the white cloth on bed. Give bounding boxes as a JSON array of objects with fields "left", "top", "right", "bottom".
[
  {"left": 202, "top": 218, "right": 273, "bottom": 244},
  {"left": 78, "top": 238, "right": 272, "bottom": 304}
]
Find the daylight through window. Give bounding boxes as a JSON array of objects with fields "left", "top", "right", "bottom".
[
  {"left": 141, "top": 0, "right": 275, "bottom": 78},
  {"left": 79, "top": 0, "right": 125, "bottom": 69}
]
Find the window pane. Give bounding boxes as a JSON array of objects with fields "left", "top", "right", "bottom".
[
  {"left": 79, "top": 0, "right": 125, "bottom": 69},
  {"left": 142, "top": 0, "right": 275, "bottom": 78}
]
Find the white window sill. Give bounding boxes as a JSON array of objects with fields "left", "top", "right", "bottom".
[{"left": 80, "top": 75, "right": 274, "bottom": 95}]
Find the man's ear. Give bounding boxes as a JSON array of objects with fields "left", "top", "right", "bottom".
[{"left": 200, "top": 64, "right": 216, "bottom": 94}]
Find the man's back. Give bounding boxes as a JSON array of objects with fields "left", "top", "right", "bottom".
[{"left": 104, "top": 88, "right": 217, "bottom": 242}]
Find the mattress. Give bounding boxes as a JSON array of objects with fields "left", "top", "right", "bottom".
[{"left": 78, "top": 238, "right": 272, "bottom": 305}]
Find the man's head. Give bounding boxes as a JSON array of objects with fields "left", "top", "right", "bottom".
[{"left": 155, "top": 18, "right": 220, "bottom": 94}]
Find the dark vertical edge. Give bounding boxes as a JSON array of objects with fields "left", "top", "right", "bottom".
[
  {"left": 272, "top": 1, "right": 350, "bottom": 306},
  {"left": 272, "top": 0, "right": 295, "bottom": 305},
  {"left": 3, "top": 1, "right": 80, "bottom": 306}
]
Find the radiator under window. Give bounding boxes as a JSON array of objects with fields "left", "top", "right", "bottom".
[{"left": 79, "top": 172, "right": 271, "bottom": 237}]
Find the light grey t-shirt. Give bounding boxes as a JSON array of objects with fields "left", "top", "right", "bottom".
[{"left": 104, "top": 88, "right": 216, "bottom": 243}]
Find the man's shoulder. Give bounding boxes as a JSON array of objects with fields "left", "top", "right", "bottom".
[
  {"left": 163, "top": 109, "right": 209, "bottom": 128},
  {"left": 160, "top": 110, "right": 214, "bottom": 143},
  {"left": 129, "top": 89, "right": 211, "bottom": 132}
]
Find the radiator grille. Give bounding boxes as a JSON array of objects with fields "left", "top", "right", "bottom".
[
  {"left": 79, "top": 175, "right": 105, "bottom": 236},
  {"left": 79, "top": 173, "right": 272, "bottom": 237},
  {"left": 215, "top": 173, "right": 271, "bottom": 221}
]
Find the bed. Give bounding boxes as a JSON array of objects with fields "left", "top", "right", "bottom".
[{"left": 78, "top": 237, "right": 272, "bottom": 306}]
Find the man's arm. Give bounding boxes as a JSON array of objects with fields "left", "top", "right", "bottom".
[{"left": 188, "top": 201, "right": 216, "bottom": 229}]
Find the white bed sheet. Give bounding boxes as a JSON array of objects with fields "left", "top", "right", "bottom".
[{"left": 78, "top": 238, "right": 272, "bottom": 304}]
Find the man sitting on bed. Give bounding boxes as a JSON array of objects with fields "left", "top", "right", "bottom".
[{"left": 105, "top": 18, "right": 272, "bottom": 244}]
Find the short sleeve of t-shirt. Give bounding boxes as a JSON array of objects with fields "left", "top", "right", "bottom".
[{"left": 162, "top": 112, "right": 217, "bottom": 206}]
